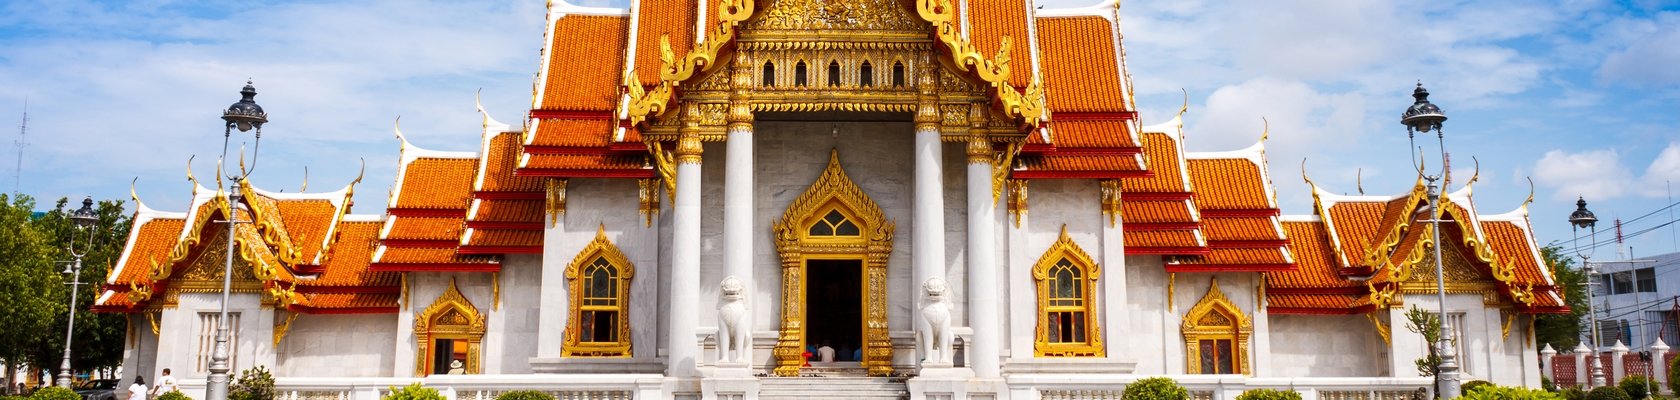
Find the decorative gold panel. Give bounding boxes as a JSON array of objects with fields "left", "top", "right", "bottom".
[{"left": 772, "top": 150, "right": 895, "bottom": 377}]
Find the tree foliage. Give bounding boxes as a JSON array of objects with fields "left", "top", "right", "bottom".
[
  {"left": 1535, "top": 245, "right": 1588, "bottom": 350},
  {"left": 0, "top": 194, "right": 132, "bottom": 386},
  {"left": 0, "top": 194, "right": 63, "bottom": 391},
  {"left": 25, "top": 197, "right": 133, "bottom": 377}
]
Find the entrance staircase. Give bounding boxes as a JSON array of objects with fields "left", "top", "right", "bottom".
[{"left": 758, "top": 374, "right": 909, "bottom": 400}]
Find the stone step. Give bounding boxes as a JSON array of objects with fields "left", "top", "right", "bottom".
[{"left": 758, "top": 377, "right": 909, "bottom": 400}]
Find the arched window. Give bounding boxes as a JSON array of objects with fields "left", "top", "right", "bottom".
[
  {"left": 565, "top": 226, "right": 636, "bottom": 357},
  {"left": 827, "top": 61, "right": 842, "bottom": 86},
  {"left": 859, "top": 61, "right": 874, "bottom": 87},
  {"left": 1032, "top": 227, "right": 1103, "bottom": 357},
  {"left": 762, "top": 61, "right": 776, "bottom": 87},
  {"left": 808, "top": 208, "right": 861, "bottom": 237},
  {"left": 414, "top": 278, "right": 485, "bottom": 376},
  {"left": 1182, "top": 277, "right": 1252, "bottom": 374},
  {"left": 794, "top": 61, "right": 809, "bottom": 87},
  {"left": 892, "top": 62, "right": 906, "bottom": 88}
]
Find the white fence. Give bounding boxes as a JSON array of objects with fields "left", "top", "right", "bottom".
[{"left": 172, "top": 374, "right": 664, "bottom": 400}]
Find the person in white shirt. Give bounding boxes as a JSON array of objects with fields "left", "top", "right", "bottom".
[
  {"left": 149, "top": 369, "right": 179, "bottom": 397},
  {"left": 126, "top": 377, "right": 147, "bottom": 400},
  {"left": 816, "top": 342, "right": 836, "bottom": 363}
]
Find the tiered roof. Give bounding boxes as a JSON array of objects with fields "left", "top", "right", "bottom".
[{"left": 98, "top": 0, "right": 1565, "bottom": 318}]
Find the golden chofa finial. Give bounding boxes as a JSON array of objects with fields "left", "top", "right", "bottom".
[
  {"left": 1521, "top": 177, "right": 1535, "bottom": 209},
  {"left": 1176, "top": 88, "right": 1190, "bottom": 118},
  {"left": 1299, "top": 158, "right": 1315, "bottom": 186},
  {"left": 353, "top": 158, "right": 366, "bottom": 185},
  {"left": 300, "top": 166, "right": 308, "bottom": 192},
  {"left": 1356, "top": 168, "right": 1364, "bottom": 195},
  {"left": 130, "top": 177, "right": 147, "bottom": 210},
  {"left": 1258, "top": 117, "right": 1269, "bottom": 143},
  {"left": 392, "top": 116, "right": 408, "bottom": 151},
  {"left": 186, "top": 155, "right": 201, "bottom": 191}
]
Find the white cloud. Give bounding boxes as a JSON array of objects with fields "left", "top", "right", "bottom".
[
  {"left": 1532, "top": 143, "right": 1680, "bottom": 201},
  {"left": 1599, "top": 12, "right": 1680, "bottom": 86}
]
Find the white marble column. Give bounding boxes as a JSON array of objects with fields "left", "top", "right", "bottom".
[
  {"left": 722, "top": 64, "right": 755, "bottom": 366},
  {"left": 965, "top": 132, "right": 1000, "bottom": 377},
  {"left": 537, "top": 180, "right": 568, "bottom": 358},
  {"left": 669, "top": 104, "right": 704, "bottom": 378},
  {"left": 913, "top": 60, "right": 945, "bottom": 357}
]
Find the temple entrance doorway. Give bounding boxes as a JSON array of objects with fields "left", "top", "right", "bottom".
[{"left": 804, "top": 258, "right": 864, "bottom": 365}]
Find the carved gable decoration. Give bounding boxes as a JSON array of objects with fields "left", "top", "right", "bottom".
[{"left": 748, "top": 0, "right": 925, "bottom": 32}]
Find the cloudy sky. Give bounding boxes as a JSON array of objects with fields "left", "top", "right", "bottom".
[{"left": 2, "top": 0, "right": 1677, "bottom": 256}]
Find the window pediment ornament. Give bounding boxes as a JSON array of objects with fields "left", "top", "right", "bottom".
[
  {"left": 747, "top": 0, "right": 927, "bottom": 32},
  {"left": 563, "top": 225, "right": 635, "bottom": 358},
  {"left": 1031, "top": 226, "right": 1103, "bottom": 357},
  {"left": 414, "top": 278, "right": 485, "bottom": 376},
  {"left": 1182, "top": 277, "right": 1253, "bottom": 375}
]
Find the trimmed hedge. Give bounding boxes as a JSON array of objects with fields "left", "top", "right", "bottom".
[
  {"left": 1585, "top": 386, "right": 1631, "bottom": 400},
  {"left": 1463, "top": 384, "right": 1564, "bottom": 400},
  {"left": 495, "top": 391, "right": 554, "bottom": 400},
  {"left": 27, "top": 387, "right": 78, "bottom": 400},
  {"left": 1617, "top": 375, "right": 1653, "bottom": 399},
  {"left": 1121, "top": 377, "right": 1188, "bottom": 400},
  {"left": 155, "top": 392, "right": 192, "bottom": 400},
  {"left": 1234, "top": 388, "right": 1302, "bottom": 400},
  {"left": 384, "top": 383, "right": 443, "bottom": 400}
]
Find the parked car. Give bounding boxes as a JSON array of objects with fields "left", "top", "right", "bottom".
[{"left": 74, "top": 379, "right": 119, "bottom": 400}]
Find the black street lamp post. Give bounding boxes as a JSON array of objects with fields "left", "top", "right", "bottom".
[
  {"left": 1568, "top": 197, "right": 1607, "bottom": 388},
  {"left": 55, "top": 197, "right": 100, "bottom": 388},
  {"left": 1401, "top": 82, "right": 1461, "bottom": 399},
  {"left": 206, "top": 81, "right": 267, "bottom": 400}
]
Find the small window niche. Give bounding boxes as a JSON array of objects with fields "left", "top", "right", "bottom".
[
  {"left": 859, "top": 61, "right": 874, "bottom": 87},
  {"left": 892, "top": 62, "right": 906, "bottom": 88},
  {"left": 795, "top": 61, "right": 809, "bottom": 87},
  {"left": 827, "top": 61, "right": 842, "bottom": 87},
  {"left": 762, "top": 61, "right": 776, "bottom": 87}
]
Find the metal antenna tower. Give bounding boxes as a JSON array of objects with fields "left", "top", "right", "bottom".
[{"left": 14, "top": 97, "right": 27, "bottom": 194}]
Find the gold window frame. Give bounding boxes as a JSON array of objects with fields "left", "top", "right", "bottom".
[
  {"left": 413, "top": 278, "right": 485, "bottom": 376},
  {"left": 1182, "top": 277, "right": 1252, "bottom": 375},
  {"left": 563, "top": 225, "right": 636, "bottom": 357},
  {"left": 1032, "top": 226, "right": 1104, "bottom": 357}
]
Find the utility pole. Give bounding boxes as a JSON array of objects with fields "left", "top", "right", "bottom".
[{"left": 15, "top": 97, "right": 28, "bottom": 194}]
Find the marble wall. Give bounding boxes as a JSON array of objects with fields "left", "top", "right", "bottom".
[
  {"left": 277, "top": 313, "right": 397, "bottom": 377},
  {"left": 538, "top": 179, "right": 662, "bottom": 362},
  {"left": 1268, "top": 314, "right": 1385, "bottom": 377}
]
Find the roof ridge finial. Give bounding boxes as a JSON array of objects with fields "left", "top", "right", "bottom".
[
  {"left": 1356, "top": 168, "right": 1365, "bottom": 195},
  {"left": 1259, "top": 117, "right": 1269, "bottom": 143},
  {"left": 300, "top": 166, "right": 309, "bottom": 192},
  {"left": 1177, "top": 88, "right": 1190, "bottom": 118}
]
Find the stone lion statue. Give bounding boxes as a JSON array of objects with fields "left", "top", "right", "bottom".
[
  {"left": 919, "top": 277, "right": 954, "bottom": 365},
  {"left": 716, "top": 276, "right": 750, "bottom": 364}
]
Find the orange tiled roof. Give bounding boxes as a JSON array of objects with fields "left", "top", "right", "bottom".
[
  {"left": 1267, "top": 294, "right": 1363, "bottom": 312},
  {"left": 469, "top": 200, "right": 544, "bottom": 224},
  {"left": 968, "top": 0, "right": 1031, "bottom": 88},
  {"left": 479, "top": 132, "right": 545, "bottom": 192},
  {"left": 107, "top": 217, "right": 185, "bottom": 288},
  {"left": 373, "top": 247, "right": 496, "bottom": 266},
  {"left": 523, "top": 154, "right": 647, "bottom": 170},
  {"left": 297, "top": 221, "right": 398, "bottom": 288},
  {"left": 385, "top": 216, "right": 465, "bottom": 241},
  {"left": 1268, "top": 221, "right": 1360, "bottom": 290},
  {"left": 1203, "top": 217, "right": 1283, "bottom": 242},
  {"left": 1023, "top": 154, "right": 1145, "bottom": 172},
  {"left": 530, "top": 119, "right": 617, "bottom": 148},
  {"left": 1036, "top": 16, "right": 1127, "bottom": 113},
  {"left": 464, "top": 229, "right": 543, "bottom": 248},
  {"left": 634, "top": 1, "right": 696, "bottom": 87},
  {"left": 1187, "top": 158, "right": 1272, "bottom": 210},
  {"left": 392, "top": 158, "right": 476, "bottom": 210},
  {"left": 1119, "top": 132, "right": 1187, "bottom": 192},
  {"left": 1050, "top": 120, "right": 1139, "bottom": 148},
  {"left": 540, "top": 15, "right": 630, "bottom": 111},
  {"left": 1171, "top": 248, "right": 1291, "bottom": 267},
  {"left": 1121, "top": 200, "right": 1197, "bottom": 225},
  {"left": 1322, "top": 200, "right": 1387, "bottom": 267},
  {"left": 294, "top": 293, "right": 400, "bottom": 312},
  {"left": 1125, "top": 230, "right": 1203, "bottom": 249},
  {"left": 1481, "top": 220, "right": 1553, "bottom": 286}
]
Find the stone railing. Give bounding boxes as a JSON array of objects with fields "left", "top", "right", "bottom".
[
  {"left": 1012, "top": 375, "right": 1433, "bottom": 400},
  {"left": 172, "top": 374, "right": 665, "bottom": 400}
]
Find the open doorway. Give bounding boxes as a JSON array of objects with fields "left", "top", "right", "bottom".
[{"left": 805, "top": 259, "right": 863, "bottom": 363}]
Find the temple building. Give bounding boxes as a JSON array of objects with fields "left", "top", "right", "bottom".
[{"left": 95, "top": 1, "right": 1568, "bottom": 399}]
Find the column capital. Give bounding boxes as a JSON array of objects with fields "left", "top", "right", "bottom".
[
  {"left": 914, "top": 53, "right": 940, "bottom": 130},
  {"left": 677, "top": 103, "right": 704, "bottom": 163},
  {"left": 728, "top": 51, "right": 754, "bottom": 129},
  {"left": 966, "top": 103, "right": 992, "bottom": 164}
]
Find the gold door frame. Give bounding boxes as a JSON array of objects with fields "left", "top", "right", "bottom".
[{"left": 772, "top": 150, "right": 895, "bottom": 377}]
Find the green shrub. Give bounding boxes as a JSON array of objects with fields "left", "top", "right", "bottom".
[
  {"left": 156, "top": 392, "right": 192, "bottom": 400},
  {"left": 1, "top": 395, "right": 27, "bottom": 400},
  {"left": 28, "top": 387, "right": 79, "bottom": 400},
  {"left": 1464, "top": 384, "right": 1565, "bottom": 400},
  {"left": 1618, "top": 375, "right": 1653, "bottom": 399},
  {"left": 1122, "top": 377, "right": 1188, "bottom": 400},
  {"left": 495, "top": 391, "right": 553, "bottom": 400},
  {"left": 384, "top": 383, "right": 443, "bottom": 400},
  {"left": 1463, "top": 380, "right": 1494, "bottom": 394},
  {"left": 230, "top": 366, "right": 276, "bottom": 400},
  {"left": 1586, "top": 386, "right": 1631, "bottom": 400},
  {"left": 1543, "top": 376, "right": 1557, "bottom": 392},
  {"left": 1671, "top": 355, "right": 1680, "bottom": 399},
  {"left": 1561, "top": 387, "right": 1588, "bottom": 400},
  {"left": 1235, "top": 388, "right": 1302, "bottom": 400}
]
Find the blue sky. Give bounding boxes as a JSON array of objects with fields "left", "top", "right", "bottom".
[{"left": 2, "top": 0, "right": 1677, "bottom": 257}]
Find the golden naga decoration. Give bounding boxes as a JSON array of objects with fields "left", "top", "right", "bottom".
[
  {"left": 1099, "top": 180, "right": 1123, "bottom": 227},
  {"left": 646, "top": 142, "right": 677, "bottom": 201},
  {"left": 622, "top": 0, "right": 757, "bottom": 126},
  {"left": 546, "top": 178, "right": 568, "bottom": 227},
  {"left": 1007, "top": 179, "right": 1028, "bottom": 227},
  {"left": 273, "top": 311, "right": 300, "bottom": 346},
  {"left": 1366, "top": 312, "right": 1391, "bottom": 345},
  {"left": 915, "top": 0, "right": 1047, "bottom": 126}
]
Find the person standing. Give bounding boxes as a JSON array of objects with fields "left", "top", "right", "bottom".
[
  {"left": 125, "top": 377, "right": 146, "bottom": 400},
  {"left": 149, "top": 369, "right": 178, "bottom": 397}
]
